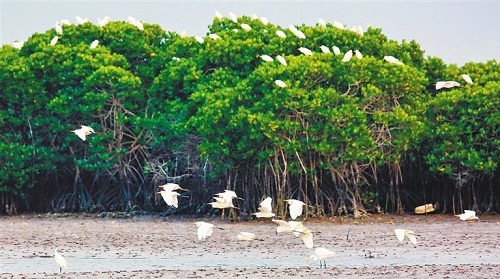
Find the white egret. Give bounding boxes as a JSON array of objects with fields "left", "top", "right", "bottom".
[
  {"left": 214, "top": 11, "right": 223, "bottom": 20},
  {"left": 158, "top": 190, "right": 180, "bottom": 208},
  {"left": 320, "top": 45, "right": 330, "bottom": 53},
  {"left": 414, "top": 203, "right": 437, "bottom": 214},
  {"left": 333, "top": 21, "right": 345, "bottom": 29},
  {"left": 394, "top": 228, "right": 417, "bottom": 245},
  {"left": 276, "top": 30, "right": 287, "bottom": 38},
  {"left": 293, "top": 30, "right": 306, "bottom": 39},
  {"left": 89, "top": 40, "right": 99, "bottom": 49},
  {"left": 342, "top": 50, "right": 353, "bottom": 62},
  {"left": 98, "top": 16, "right": 111, "bottom": 27},
  {"left": 215, "top": 190, "right": 240, "bottom": 203},
  {"left": 456, "top": 210, "right": 479, "bottom": 221},
  {"left": 158, "top": 183, "right": 185, "bottom": 192},
  {"left": 351, "top": 25, "right": 364, "bottom": 36},
  {"left": 285, "top": 199, "right": 306, "bottom": 219},
  {"left": 11, "top": 41, "right": 24, "bottom": 49},
  {"left": 318, "top": 18, "right": 327, "bottom": 27},
  {"left": 276, "top": 55, "right": 287, "bottom": 66},
  {"left": 54, "top": 248, "right": 67, "bottom": 273},
  {"left": 332, "top": 46, "right": 341, "bottom": 56},
  {"left": 436, "top": 81, "right": 460, "bottom": 90},
  {"left": 383, "top": 55, "right": 404, "bottom": 65},
  {"left": 195, "top": 36, "right": 204, "bottom": 44},
  {"left": 59, "top": 19, "right": 71, "bottom": 26},
  {"left": 55, "top": 23, "right": 63, "bottom": 35},
  {"left": 298, "top": 47, "right": 312, "bottom": 56},
  {"left": 260, "top": 17, "right": 269, "bottom": 25},
  {"left": 241, "top": 23, "right": 252, "bottom": 31},
  {"left": 229, "top": 12, "right": 238, "bottom": 23},
  {"left": 288, "top": 24, "right": 299, "bottom": 34},
  {"left": 274, "top": 80, "right": 287, "bottom": 88},
  {"left": 50, "top": 36, "right": 59, "bottom": 46},
  {"left": 195, "top": 221, "right": 214, "bottom": 240},
  {"left": 306, "top": 247, "right": 335, "bottom": 268},
  {"left": 208, "top": 198, "right": 235, "bottom": 209},
  {"left": 354, "top": 50, "right": 363, "bottom": 59},
  {"left": 71, "top": 125, "right": 95, "bottom": 141},
  {"left": 252, "top": 197, "right": 275, "bottom": 218},
  {"left": 135, "top": 20, "right": 144, "bottom": 31},
  {"left": 462, "top": 74, "right": 473, "bottom": 85},
  {"left": 208, "top": 34, "right": 220, "bottom": 40},
  {"left": 75, "top": 16, "right": 88, "bottom": 25},
  {"left": 272, "top": 219, "right": 313, "bottom": 248},
  {"left": 237, "top": 232, "right": 256, "bottom": 241},
  {"left": 261, "top": 55, "right": 274, "bottom": 62}
]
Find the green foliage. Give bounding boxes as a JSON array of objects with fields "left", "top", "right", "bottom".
[{"left": 0, "top": 15, "right": 498, "bottom": 215}]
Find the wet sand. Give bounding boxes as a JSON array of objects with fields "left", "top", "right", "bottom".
[{"left": 1, "top": 214, "right": 499, "bottom": 278}]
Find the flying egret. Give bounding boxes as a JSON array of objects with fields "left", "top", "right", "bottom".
[
  {"left": 194, "top": 36, "right": 204, "bottom": 44},
  {"left": 354, "top": 50, "right": 363, "bottom": 59},
  {"left": 456, "top": 210, "right": 479, "bottom": 221},
  {"left": 158, "top": 190, "right": 180, "bottom": 208},
  {"left": 90, "top": 40, "right": 99, "bottom": 49},
  {"left": 276, "top": 55, "right": 287, "bottom": 66},
  {"left": 383, "top": 55, "right": 404, "bottom": 65},
  {"left": 332, "top": 46, "right": 341, "bottom": 56},
  {"left": 436, "top": 81, "right": 460, "bottom": 90},
  {"left": 208, "top": 198, "right": 235, "bottom": 209},
  {"left": 241, "top": 23, "right": 252, "bottom": 31},
  {"left": 342, "top": 50, "right": 353, "bottom": 62},
  {"left": 320, "top": 45, "right": 330, "bottom": 53},
  {"left": 54, "top": 248, "right": 67, "bottom": 273},
  {"left": 237, "top": 232, "right": 256, "bottom": 241},
  {"left": 298, "top": 47, "right": 313, "bottom": 56},
  {"left": 252, "top": 197, "right": 275, "bottom": 218},
  {"left": 261, "top": 55, "right": 274, "bottom": 62},
  {"left": 306, "top": 247, "right": 335, "bottom": 268},
  {"left": 462, "top": 74, "right": 473, "bottom": 85},
  {"left": 285, "top": 199, "right": 306, "bottom": 219},
  {"left": 195, "top": 221, "right": 214, "bottom": 240},
  {"left": 72, "top": 125, "right": 95, "bottom": 141},
  {"left": 11, "top": 41, "right": 24, "bottom": 49},
  {"left": 394, "top": 228, "right": 417, "bottom": 245},
  {"left": 276, "top": 30, "right": 286, "bottom": 38},
  {"left": 55, "top": 23, "right": 63, "bottom": 35},
  {"left": 272, "top": 219, "right": 313, "bottom": 248},
  {"left": 159, "top": 183, "right": 186, "bottom": 192},
  {"left": 50, "top": 36, "right": 59, "bottom": 46},
  {"left": 275, "top": 80, "right": 287, "bottom": 88}
]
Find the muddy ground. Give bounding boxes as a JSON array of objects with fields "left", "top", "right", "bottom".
[{"left": 1, "top": 213, "right": 499, "bottom": 278}]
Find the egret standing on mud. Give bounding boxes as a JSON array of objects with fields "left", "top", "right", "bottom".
[
  {"left": 306, "top": 247, "right": 335, "bottom": 268},
  {"left": 54, "top": 248, "right": 67, "bottom": 273}
]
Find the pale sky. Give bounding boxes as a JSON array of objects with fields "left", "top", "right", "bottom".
[{"left": 1, "top": 0, "right": 499, "bottom": 66}]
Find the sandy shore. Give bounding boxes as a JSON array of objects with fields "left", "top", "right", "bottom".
[{"left": 1, "top": 213, "right": 499, "bottom": 278}]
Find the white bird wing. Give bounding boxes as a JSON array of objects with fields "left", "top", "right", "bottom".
[
  {"left": 405, "top": 230, "right": 417, "bottom": 245},
  {"left": 160, "top": 183, "right": 182, "bottom": 192},
  {"left": 435, "top": 81, "right": 446, "bottom": 90},
  {"left": 260, "top": 197, "right": 272, "bottom": 211},
  {"left": 288, "top": 200, "right": 304, "bottom": 220},
  {"left": 301, "top": 230, "right": 314, "bottom": 248},
  {"left": 159, "top": 191, "right": 180, "bottom": 208},
  {"left": 73, "top": 129, "right": 87, "bottom": 141},
  {"left": 272, "top": 219, "right": 292, "bottom": 233},
  {"left": 394, "top": 229, "right": 406, "bottom": 242}
]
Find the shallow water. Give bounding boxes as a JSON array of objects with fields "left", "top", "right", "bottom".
[{"left": 1, "top": 215, "right": 499, "bottom": 275}]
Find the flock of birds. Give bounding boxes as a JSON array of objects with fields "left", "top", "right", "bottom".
[
  {"left": 26, "top": 11, "right": 477, "bottom": 273},
  {"left": 53, "top": 180, "right": 480, "bottom": 272},
  {"left": 9, "top": 12, "right": 475, "bottom": 93}
]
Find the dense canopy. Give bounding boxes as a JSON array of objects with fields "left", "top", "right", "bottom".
[{"left": 1, "top": 14, "right": 498, "bottom": 216}]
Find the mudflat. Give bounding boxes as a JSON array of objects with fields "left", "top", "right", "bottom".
[{"left": 1, "top": 214, "right": 499, "bottom": 278}]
